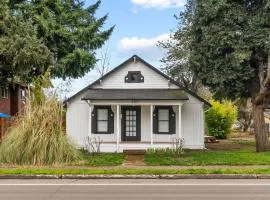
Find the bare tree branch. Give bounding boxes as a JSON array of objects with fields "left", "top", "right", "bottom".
[{"left": 95, "top": 48, "right": 111, "bottom": 77}]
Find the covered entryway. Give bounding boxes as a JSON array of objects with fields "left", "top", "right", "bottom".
[{"left": 82, "top": 89, "right": 189, "bottom": 152}]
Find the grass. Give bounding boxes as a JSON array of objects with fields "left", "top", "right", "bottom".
[
  {"left": 0, "top": 98, "right": 81, "bottom": 166},
  {"left": 80, "top": 151, "right": 124, "bottom": 166},
  {"left": 145, "top": 148, "right": 270, "bottom": 166},
  {"left": 1, "top": 168, "right": 270, "bottom": 175}
]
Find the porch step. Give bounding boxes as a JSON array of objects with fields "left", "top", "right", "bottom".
[{"left": 122, "top": 149, "right": 146, "bottom": 166}]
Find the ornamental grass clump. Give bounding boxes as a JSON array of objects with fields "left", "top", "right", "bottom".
[{"left": 0, "top": 98, "right": 81, "bottom": 166}]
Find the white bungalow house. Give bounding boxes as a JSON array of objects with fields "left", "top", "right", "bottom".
[{"left": 65, "top": 55, "right": 210, "bottom": 152}]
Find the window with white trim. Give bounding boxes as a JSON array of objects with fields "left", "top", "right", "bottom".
[
  {"left": 158, "top": 109, "right": 169, "bottom": 133},
  {"left": 153, "top": 106, "right": 176, "bottom": 134},
  {"left": 20, "top": 89, "right": 26, "bottom": 100},
  {"left": 97, "top": 108, "right": 108, "bottom": 132},
  {"left": 92, "top": 106, "right": 114, "bottom": 134},
  {"left": 1, "top": 87, "right": 8, "bottom": 99}
]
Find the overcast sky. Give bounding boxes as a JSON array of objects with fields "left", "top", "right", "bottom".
[{"left": 55, "top": 0, "right": 186, "bottom": 98}]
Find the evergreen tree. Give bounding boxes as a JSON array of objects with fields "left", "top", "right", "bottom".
[
  {"left": 1, "top": 0, "right": 113, "bottom": 83},
  {"left": 169, "top": 0, "right": 270, "bottom": 151},
  {"left": 0, "top": 0, "right": 51, "bottom": 84}
]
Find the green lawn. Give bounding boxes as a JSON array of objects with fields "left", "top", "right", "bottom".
[
  {"left": 145, "top": 148, "right": 270, "bottom": 166},
  {"left": 1, "top": 168, "right": 270, "bottom": 175},
  {"left": 80, "top": 152, "right": 124, "bottom": 166},
  {"left": 78, "top": 146, "right": 270, "bottom": 167}
]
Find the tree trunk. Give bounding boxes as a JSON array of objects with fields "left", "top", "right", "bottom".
[
  {"left": 243, "top": 120, "right": 250, "bottom": 132},
  {"left": 241, "top": 98, "right": 251, "bottom": 132},
  {"left": 252, "top": 103, "right": 268, "bottom": 152}
]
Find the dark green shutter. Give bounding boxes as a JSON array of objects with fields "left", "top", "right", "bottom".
[
  {"left": 153, "top": 107, "right": 158, "bottom": 133},
  {"left": 169, "top": 107, "right": 176, "bottom": 134},
  {"left": 91, "top": 107, "right": 97, "bottom": 133},
  {"left": 108, "top": 107, "right": 114, "bottom": 133}
]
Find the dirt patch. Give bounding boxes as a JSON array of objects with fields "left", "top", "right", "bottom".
[
  {"left": 122, "top": 150, "right": 146, "bottom": 166},
  {"left": 205, "top": 140, "right": 254, "bottom": 151}
]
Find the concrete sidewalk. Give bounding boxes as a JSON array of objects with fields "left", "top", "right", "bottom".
[
  {"left": 2, "top": 164, "right": 270, "bottom": 170},
  {"left": 14, "top": 164, "right": 270, "bottom": 170},
  {"left": 0, "top": 174, "right": 270, "bottom": 179}
]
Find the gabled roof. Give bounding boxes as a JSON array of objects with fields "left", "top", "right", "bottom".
[
  {"left": 82, "top": 89, "right": 189, "bottom": 101},
  {"left": 65, "top": 55, "right": 210, "bottom": 106}
]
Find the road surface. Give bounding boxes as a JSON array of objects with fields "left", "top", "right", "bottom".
[{"left": 0, "top": 179, "right": 270, "bottom": 200}]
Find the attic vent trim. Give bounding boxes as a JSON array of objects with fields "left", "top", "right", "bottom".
[
  {"left": 133, "top": 56, "right": 137, "bottom": 63},
  {"left": 125, "top": 71, "right": 144, "bottom": 83}
]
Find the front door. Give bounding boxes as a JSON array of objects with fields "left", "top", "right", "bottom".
[{"left": 121, "top": 106, "right": 141, "bottom": 141}]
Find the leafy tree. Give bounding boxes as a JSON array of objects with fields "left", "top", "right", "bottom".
[
  {"left": 172, "top": 0, "right": 270, "bottom": 151},
  {"left": 206, "top": 100, "right": 238, "bottom": 139},
  {"left": 159, "top": 6, "right": 200, "bottom": 92},
  {"left": 1, "top": 0, "right": 113, "bottom": 83},
  {"left": 0, "top": 0, "right": 52, "bottom": 84}
]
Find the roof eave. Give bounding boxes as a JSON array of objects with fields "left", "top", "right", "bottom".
[{"left": 64, "top": 55, "right": 211, "bottom": 107}]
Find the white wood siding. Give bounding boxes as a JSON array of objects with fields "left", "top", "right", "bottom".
[
  {"left": 92, "top": 61, "right": 179, "bottom": 89},
  {"left": 182, "top": 103, "right": 204, "bottom": 147},
  {"left": 66, "top": 95, "right": 89, "bottom": 147}
]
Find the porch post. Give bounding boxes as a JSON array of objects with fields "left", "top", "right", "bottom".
[
  {"left": 88, "top": 101, "right": 92, "bottom": 138},
  {"left": 150, "top": 104, "right": 154, "bottom": 145},
  {"left": 178, "top": 104, "right": 182, "bottom": 138},
  {"left": 116, "top": 104, "right": 120, "bottom": 152}
]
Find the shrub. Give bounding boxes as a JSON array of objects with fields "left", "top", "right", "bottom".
[
  {"left": 0, "top": 98, "right": 81, "bottom": 166},
  {"left": 205, "top": 100, "right": 237, "bottom": 139}
]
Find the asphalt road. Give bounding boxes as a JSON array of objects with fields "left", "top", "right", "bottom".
[{"left": 0, "top": 179, "right": 270, "bottom": 200}]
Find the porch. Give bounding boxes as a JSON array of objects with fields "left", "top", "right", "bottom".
[
  {"left": 87, "top": 104, "right": 184, "bottom": 152},
  {"left": 79, "top": 89, "right": 204, "bottom": 152}
]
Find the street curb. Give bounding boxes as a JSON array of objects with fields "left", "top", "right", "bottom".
[{"left": 0, "top": 174, "right": 270, "bottom": 179}]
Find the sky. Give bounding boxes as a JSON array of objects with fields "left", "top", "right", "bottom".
[{"left": 56, "top": 0, "right": 186, "bottom": 98}]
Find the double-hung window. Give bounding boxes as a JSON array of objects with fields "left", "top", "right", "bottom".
[
  {"left": 92, "top": 106, "right": 114, "bottom": 134},
  {"left": 158, "top": 109, "right": 169, "bottom": 133},
  {"left": 1, "top": 87, "right": 8, "bottom": 99},
  {"left": 20, "top": 89, "right": 26, "bottom": 100},
  {"left": 153, "top": 106, "right": 176, "bottom": 134},
  {"left": 97, "top": 108, "right": 108, "bottom": 132}
]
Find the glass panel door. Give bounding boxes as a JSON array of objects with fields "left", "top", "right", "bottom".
[
  {"left": 125, "top": 110, "right": 137, "bottom": 137},
  {"left": 122, "top": 106, "right": 141, "bottom": 141}
]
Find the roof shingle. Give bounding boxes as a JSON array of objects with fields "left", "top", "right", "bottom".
[{"left": 82, "top": 89, "right": 189, "bottom": 100}]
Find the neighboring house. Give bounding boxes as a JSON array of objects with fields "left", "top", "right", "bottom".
[
  {"left": 0, "top": 84, "right": 27, "bottom": 116},
  {"left": 65, "top": 55, "right": 210, "bottom": 152}
]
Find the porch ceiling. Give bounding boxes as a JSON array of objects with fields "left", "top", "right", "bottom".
[{"left": 81, "top": 89, "right": 189, "bottom": 101}]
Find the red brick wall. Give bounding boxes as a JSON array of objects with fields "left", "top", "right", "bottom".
[
  {"left": 0, "top": 96, "right": 11, "bottom": 115},
  {"left": 0, "top": 86, "right": 27, "bottom": 116}
]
